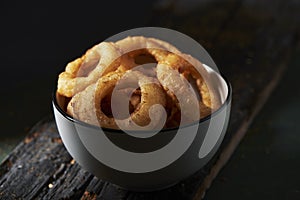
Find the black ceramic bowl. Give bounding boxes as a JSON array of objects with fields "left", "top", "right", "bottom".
[{"left": 52, "top": 64, "right": 232, "bottom": 191}]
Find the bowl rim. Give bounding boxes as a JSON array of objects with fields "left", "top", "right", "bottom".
[{"left": 52, "top": 73, "right": 232, "bottom": 134}]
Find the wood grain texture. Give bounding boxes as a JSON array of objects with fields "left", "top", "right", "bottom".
[{"left": 0, "top": 0, "right": 299, "bottom": 199}]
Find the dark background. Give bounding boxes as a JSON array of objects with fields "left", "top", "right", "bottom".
[
  {"left": 0, "top": 0, "right": 155, "bottom": 146},
  {"left": 0, "top": 1, "right": 299, "bottom": 199}
]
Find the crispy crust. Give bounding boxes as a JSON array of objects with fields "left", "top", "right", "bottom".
[
  {"left": 57, "top": 42, "right": 121, "bottom": 97},
  {"left": 58, "top": 36, "right": 221, "bottom": 129}
]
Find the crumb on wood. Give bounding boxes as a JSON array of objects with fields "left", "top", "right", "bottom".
[
  {"left": 70, "top": 159, "right": 75, "bottom": 165},
  {"left": 24, "top": 137, "right": 33, "bottom": 144},
  {"left": 33, "top": 132, "right": 40, "bottom": 137},
  {"left": 81, "top": 191, "right": 97, "bottom": 200},
  {"left": 51, "top": 138, "right": 62, "bottom": 144}
]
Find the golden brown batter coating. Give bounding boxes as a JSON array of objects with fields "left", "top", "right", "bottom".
[{"left": 58, "top": 36, "right": 221, "bottom": 129}]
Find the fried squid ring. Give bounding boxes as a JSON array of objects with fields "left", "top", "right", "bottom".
[
  {"left": 67, "top": 83, "right": 99, "bottom": 126},
  {"left": 115, "top": 36, "right": 181, "bottom": 72},
  {"left": 179, "top": 53, "right": 221, "bottom": 110},
  {"left": 116, "top": 36, "right": 219, "bottom": 119},
  {"left": 68, "top": 70, "right": 167, "bottom": 130},
  {"left": 57, "top": 42, "right": 122, "bottom": 97},
  {"left": 115, "top": 36, "right": 181, "bottom": 54},
  {"left": 156, "top": 64, "right": 200, "bottom": 122},
  {"left": 157, "top": 52, "right": 220, "bottom": 118},
  {"left": 94, "top": 70, "right": 166, "bottom": 130}
]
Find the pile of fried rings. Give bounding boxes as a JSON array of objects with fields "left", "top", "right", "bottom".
[{"left": 57, "top": 36, "right": 220, "bottom": 130}]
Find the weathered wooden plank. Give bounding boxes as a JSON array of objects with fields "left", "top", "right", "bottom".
[
  {"left": 0, "top": 0, "right": 299, "bottom": 199},
  {"left": 0, "top": 121, "right": 71, "bottom": 200}
]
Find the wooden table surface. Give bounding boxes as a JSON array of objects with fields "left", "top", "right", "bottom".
[{"left": 0, "top": 0, "right": 299, "bottom": 199}]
